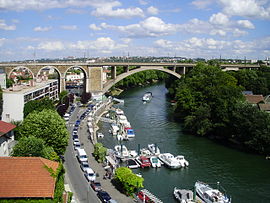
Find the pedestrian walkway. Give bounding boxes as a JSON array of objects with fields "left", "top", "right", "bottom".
[{"left": 79, "top": 110, "right": 135, "bottom": 203}]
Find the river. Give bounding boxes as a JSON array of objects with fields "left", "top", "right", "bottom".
[{"left": 99, "top": 83, "right": 270, "bottom": 203}]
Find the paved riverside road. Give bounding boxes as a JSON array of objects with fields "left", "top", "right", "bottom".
[{"left": 64, "top": 105, "right": 100, "bottom": 203}]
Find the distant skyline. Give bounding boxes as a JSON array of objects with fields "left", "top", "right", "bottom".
[{"left": 0, "top": 0, "right": 270, "bottom": 61}]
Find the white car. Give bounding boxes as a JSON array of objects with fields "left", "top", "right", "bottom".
[
  {"left": 80, "top": 161, "right": 90, "bottom": 172},
  {"left": 73, "top": 141, "right": 81, "bottom": 150},
  {"left": 63, "top": 113, "right": 70, "bottom": 121},
  {"left": 84, "top": 168, "right": 96, "bottom": 182}
]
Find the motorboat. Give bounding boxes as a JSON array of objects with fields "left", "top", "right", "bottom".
[
  {"left": 129, "top": 150, "right": 138, "bottom": 157},
  {"left": 195, "top": 181, "right": 231, "bottom": 203},
  {"left": 125, "top": 128, "right": 135, "bottom": 138},
  {"left": 150, "top": 156, "right": 161, "bottom": 168},
  {"left": 114, "top": 145, "right": 129, "bottom": 158},
  {"left": 115, "top": 108, "right": 124, "bottom": 115},
  {"left": 158, "top": 153, "right": 181, "bottom": 169},
  {"left": 142, "top": 92, "right": 152, "bottom": 102},
  {"left": 136, "top": 156, "right": 151, "bottom": 168},
  {"left": 140, "top": 148, "right": 152, "bottom": 157},
  {"left": 175, "top": 155, "right": 189, "bottom": 167},
  {"left": 148, "top": 144, "right": 160, "bottom": 155},
  {"left": 97, "top": 132, "right": 104, "bottom": 139},
  {"left": 173, "top": 187, "right": 195, "bottom": 203},
  {"left": 116, "top": 134, "right": 123, "bottom": 141},
  {"left": 126, "top": 159, "right": 140, "bottom": 169},
  {"left": 110, "top": 123, "right": 119, "bottom": 136}
]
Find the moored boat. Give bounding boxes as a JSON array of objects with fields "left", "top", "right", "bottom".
[
  {"left": 110, "top": 123, "right": 119, "bottom": 136},
  {"left": 148, "top": 143, "right": 160, "bottom": 155},
  {"left": 195, "top": 181, "right": 231, "bottom": 203},
  {"left": 150, "top": 156, "right": 161, "bottom": 168},
  {"left": 173, "top": 187, "right": 195, "bottom": 203},
  {"left": 142, "top": 92, "right": 152, "bottom": 102},
  {"left": 175, "top": 155, "right": 189, "bottom": 167},
  {"left": 158, "top": 153, "right": 181, "bottom": 169},
  {"left": 126, "top": 158, "right": 140, "bottom": 169},
  {"left": 136, "top": 156, "right": 151, "bottom": 168},
  {"left": 114, "top": 145, "right": 129, "bottom": 158},
  {"left": 125, "top": 127, "right": 135, "bottom": 138}
]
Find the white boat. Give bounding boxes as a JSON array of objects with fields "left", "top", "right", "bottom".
[
  {"left": 150, "top": 156, "right": 161, "bottom": 168},
  {"left": 140, "top": 148, "right": 152, "bottom": 156},
  {"left": 148, "top": 144, "right": 160, "bottom": 155},
  {"left": 142, "top": 92, "right": 152, "bottom": 102},
  {"left": 110, "top": 123, "right": 119, "bottom": 136},
  {"left": 125, "top": 128, "right": 135, "bottom": 138},
  {"left": 158, "top": 153, "right": 181, "bottom": 169},
  {"left": 97, "top": 132, "right": 104, "bottom": 139},
  {"left": 173, "top": 187, "right": 195, "bottom": 203},
  {"left": 195, "top": 181, "right": 231, "bottom": 203},
  {"left": 114, "top": 145, "right": 129, "bottom": 158},
  {"left": 129, "top": 150, "right": 138, "bottom": 157},
  {"left": 126, "top": 159, "right": 140, "bottom": 169},
  {"left": 116, "top": 134, "right": 123, "bottom": 141},
  {"left": 175, "top": 155, "right": 189, "bottom": 167},
  {"left": 115, "top": 108, "right": 124, "bottom": 115}
]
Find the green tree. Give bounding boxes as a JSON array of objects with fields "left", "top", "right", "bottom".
[
  {"left": 114, "top": 167, "right": 144, "bottom": 195},
  {"left": 24, "top": 97, "right": 55, "bottom": 118},
  {"left": 12, "top": 136, "right": 58, "bottom": 160},
  {"left": 17, "top": 109, "right": 69, "bottom": 155},
  {"left": 93, "top": 143, "right": 107, "bottom": 163},
  {"left": 80, "top": 92, "right": 91, "bottom": 104}
]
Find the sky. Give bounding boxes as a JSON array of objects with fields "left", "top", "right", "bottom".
[{"left": 0, "top": 0, "right": 270, "bottom": 61}]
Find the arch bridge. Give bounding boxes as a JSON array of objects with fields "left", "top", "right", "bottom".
[{"left": 0, "top": 62, "right": 260, "bottom": 94}]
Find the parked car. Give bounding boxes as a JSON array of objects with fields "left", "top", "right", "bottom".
[
  {"left": 84, "top": 168, "right": 96, "bottom": 182},
  {"left": 73, "top": 140, "right": 81, "bottom": 150},
  {"left": 90, "top": 181, "right": 102, "bottom": 191},
  {"left": 97, "top": 190, "right": 111, "bottom": 202},
  {"left": 80, "top": 161, "right": 90, "bottom": 172},
  {"left": 63, "top": 113, "right": 70, "bottom": 121},
  {"left": 73, "top": 135, "right": 79, "bottom": 142},
  {"left": 76, "top": 148, "right": 88, "bottom": 163}
]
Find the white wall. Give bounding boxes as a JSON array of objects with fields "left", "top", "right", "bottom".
[{"left": 2, "top": 93, "right": 24, "bottom": 122}]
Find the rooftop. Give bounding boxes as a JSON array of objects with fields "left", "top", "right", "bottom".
[
  {"left": 0, "top": 120, "right": 16, "bottom": 137},
  {"left": 0, "top": 157, "right": 59, "bottom": 199},
  {"left": 3, "top": 79, "right": 57, "bottom": 95},
  {"left": 244, "top": 94, "right": 264, "bottom": 104}
]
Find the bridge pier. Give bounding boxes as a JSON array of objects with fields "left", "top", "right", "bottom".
[
  {"left": 60, "top": 77, "right": 66, "bottom": 92},
  {"left": 111, "top": 66, "right": 117, "bottom": 79},
  {"left": 124, "top": 66, "right": 129, "bottom": 73}
]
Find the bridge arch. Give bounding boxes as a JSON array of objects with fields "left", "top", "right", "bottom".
[
  {"left": 103, "top": 66, "right": 181, "bottom": 93},
  {"left": 7, "top": 66, "right": 35, "bottom": 80},
  {"left": 37, "top": 66, "right": 61, "bottom": 78}
]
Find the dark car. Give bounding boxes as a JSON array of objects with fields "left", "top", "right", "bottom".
[
  {"left": 97, "top": 191, "right": 111, "bottom": 202},
  {"left": 90, "top": 181, "right": 102, "bottom": 191}
]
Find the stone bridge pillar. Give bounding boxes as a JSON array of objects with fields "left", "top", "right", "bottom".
[
  {"left": 124, "top": 66, "right": 129, "bottom": 73},
  {"left": 60, "top": 76, "right": 66, "bottom": 92},
  {"left": 89, "top": 67, "right": 103, "bottom": 92},
  {"left": 111, "top": 66, "right": 116, "bottom": 79}
]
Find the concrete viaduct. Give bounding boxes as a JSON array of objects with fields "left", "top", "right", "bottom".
[{"left": 0, "top": 62, "right": 260, "bottom": 94}]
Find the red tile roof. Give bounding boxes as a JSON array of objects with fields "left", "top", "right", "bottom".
[
  {"left": 0, "top": 121, "right": 16, "bottom": 136},
  {"left": 0, "top": 157, "right": 59, "bottom": 199},
  {"left": 244, "top": 95, "right": 264, "bottom": 104}
]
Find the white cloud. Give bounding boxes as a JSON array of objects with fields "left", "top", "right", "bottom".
[
  {"left": 209, "top": 12, "right": 229, "bottom": 26},
  {"left": 91, "top": 1, "right": 144, "bottom": 18},
  {"left": 139, "top": 0, "right": 148, "bottom": 5},
  {"left": 0, "top": 19, "right": 16, "bottom": 30},
  {"left": 33, "top": 26, "right": 52, "bottom": 32},
  {"left": 147, "top": 6, "right": 159, "bottom": 15},
  {"left": 89, "top": 24, "right": 102, "bottom": 31},
  {"left": 0, "top": 38, "right": 6, "bottom": 46},
  {"left": 154, "top": 39, "right": 173, "bottom": 48},
  {"left": 191, "top": 0, "right": 213, "bottom": 9},
  {"left": 121, "top": 38, "right": 132, "bottom": 44},
  {"left": 237, "top": 20, "right": 255, "bottom": 29},
  {"left": 219, "top": 0, "right": 270, "bottom": 19},
  {"left": 60, "top": 25, "right": 77, "bottom": 30},
  {"left": 37, "top": 41, "right": 65, "bottom": 51}
]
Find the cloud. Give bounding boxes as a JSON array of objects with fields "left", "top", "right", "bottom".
[
  {"left": 147, "top": 6, "right": 159, "bottom": 15},
  {"left": 0, "top": 38, "right": 6, "bottom": 46},
  {"left": 91, "top": 2, "right": 144, "bottom": 18},
  {"left": 219, "top": 0, "right": 270, "bottom": 19},
  {"left": 37, "top": 41, "right": 65, "bottom": 51},
  {"left": 191, "top": 0, "right": 213, "bottom": 9},
  {"left": 33, "top": 26, "right": 52, "bottom": 32},
  {"left": 89, "top": 24, "right": 102, "bottom": 31},
  {"left": 209, "top": 12, "right": 229, "bottom": 26},
  {"left": 100, "top": 17, "right": 177, "bottom": 37},
  {"left": 237, "top": 20, "right": 255, "bottom": 29},
  {"left": 139, "top": 0, "right": 148, "bottom": 5},
  {"left": 60, "top": 25, "right": 77, "bottom": 30},
  {"left": 0, "top": 19, "right": 16, "bottom": 30}
]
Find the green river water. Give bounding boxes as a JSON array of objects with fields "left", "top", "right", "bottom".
[{"left": 99, "top": 83, "right": 270, "bottom": 203}]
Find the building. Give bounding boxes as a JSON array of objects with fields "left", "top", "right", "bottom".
[
  {"left": 244, "top": 94, "right": 264, "bottom": 105},
  {"left": 1, "top": 79, "right": 58, "bottom": 122},
  {"left": 0, "top": 121, "right": 16, "bottom": 156},
  {"left": 0, "top": 157, "right": 59, "bottom": 199},
  {"left": 0, "top": 68, "right": 6, "bottom": 89}
]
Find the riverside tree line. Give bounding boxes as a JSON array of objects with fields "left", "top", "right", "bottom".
[{"left": 114, "top": 63, "right": 270, "bottom": 155}]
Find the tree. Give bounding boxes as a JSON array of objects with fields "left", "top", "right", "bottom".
[
  {"left": 24, "top": 97, "right": 55, "bottom": 118},
  {"left": 93, "top": 143, "right": 107, "bottom": 163},
  {"left": 17, "top": 109, "right": 69, "bottom": 155},
  {"left": 81, "top": 92, "right": 91, "bottom": 104},
  {"left": 114, "top": 167, "right": 144, "bottom": 195},
  {"left": 12, "top": 136, "right": 58, "bottom": 160}
]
